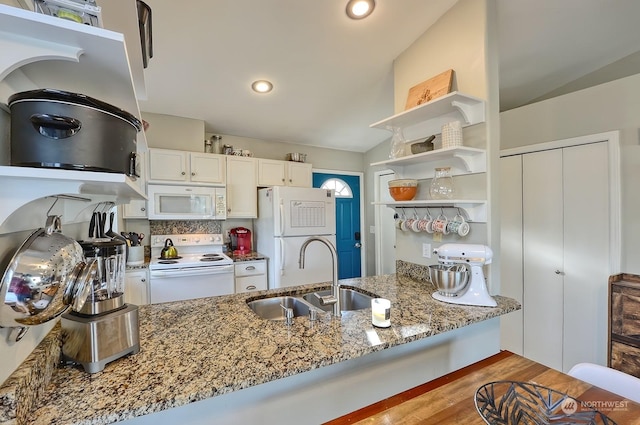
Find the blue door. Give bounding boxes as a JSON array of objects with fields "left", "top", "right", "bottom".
[{"left": 313, "top": 173, "right": 361, "bottom": 279}]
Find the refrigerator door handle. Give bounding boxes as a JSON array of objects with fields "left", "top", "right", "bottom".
[
  {"left": 279, "top": 238, "right": 285, "bottom": 276},
  {"left": 278, "top": 200, "right": 285, "bottom": 237}
]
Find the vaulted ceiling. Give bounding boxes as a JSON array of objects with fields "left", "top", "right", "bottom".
[{"left": 138, "top": 0, "right": 640, "bottom": 153}]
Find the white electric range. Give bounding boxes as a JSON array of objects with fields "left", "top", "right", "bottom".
[{"left": 148, "top": 234, "right": 234, "bottom": 303}]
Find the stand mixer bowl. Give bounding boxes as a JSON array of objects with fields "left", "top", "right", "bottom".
[{"left": 429, "top": 264, "right": 470, "bottom": 296}]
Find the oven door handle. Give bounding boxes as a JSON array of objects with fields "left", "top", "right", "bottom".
[{"left": 149, "top": 264, "right": 234, "bottom": 278}]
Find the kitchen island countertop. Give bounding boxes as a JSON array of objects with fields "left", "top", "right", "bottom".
[{"left": 1, "top": 272, "right": 520, "bottom": 425}]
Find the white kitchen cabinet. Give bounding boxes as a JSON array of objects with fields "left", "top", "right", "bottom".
[
  {"left": 148, "top": 149, "right": 187, "bottom": 182},
  {"left": 148, "top": 148, "right": 226, "bottom": 185},
  {"left": 257, "top": 159, "right": 312, "bottom": 187},
  {"left": 125, "top": 269, "right": 149, "bottom": 306},
  {"left": 286, "top": 161, "right": 312, "bottom": 187},
  {"left": 234, "top": 260, "right": 267, "bottom": 293},
  {"left": 190, "top": 152, "right": 226, "bottom": 184},
  {"left": 122, "top": 151, "right": 147, "bottom": 218},
  {"left": 122, "top": 199, "right": 147, "bottom": 219},
  {"left": 226, "top": 156, "right": 257, "bottom": 218},
  {"left": 500, "top": 139, "right": 616, "bottom": 372}
]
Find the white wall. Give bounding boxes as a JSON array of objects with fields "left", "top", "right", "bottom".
[
  {"left": 141, "top": 113, "right": 205, "bottom": 151},
  {"left": 393, "top": 0, "right": 488, "bottom": 112},
  {"left": 500, "top": 72, "right": 640, "bottom": 274},
  {"left": 204, "top": 133, "right": 364, "bottom": 173},
  {"left": 141, "top": 112, "right": 365, "bottom": 173}
]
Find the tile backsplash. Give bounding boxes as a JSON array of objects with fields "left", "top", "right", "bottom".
[{"left": 149, "top": 220, "right": 222, "bottom": 235}]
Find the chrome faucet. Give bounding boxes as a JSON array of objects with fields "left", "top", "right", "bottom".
[{"left": 298, "top": 236, "right": 341, "bottom": 317}]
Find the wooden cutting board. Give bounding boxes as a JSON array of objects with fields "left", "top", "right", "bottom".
[{"left": 404, "top": 69, "right": 454, "bottom": 110}]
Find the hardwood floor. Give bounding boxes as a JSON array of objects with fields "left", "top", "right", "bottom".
[{"left": 323, "top": 350, "right": 640, "bottom": 425}]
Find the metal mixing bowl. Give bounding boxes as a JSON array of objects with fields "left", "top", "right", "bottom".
[
  {"left": 0, "top": 216, "right": 93, "bottom": 332},
  {"left": 286, "top": 153, "right": 307, "bottom": 162},
  {"left": 428, "top": 264, "right": 470, "bottom": 296}
]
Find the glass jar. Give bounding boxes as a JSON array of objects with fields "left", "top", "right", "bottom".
[
  {"left": 211, "top": 135, "right": 222, "bottom": 154},
  {"left": 429, "top": 167, "right": 455, "bottom": 199},
  {"left": 388, "top": 127, "right": 405, "bottom": 159}
]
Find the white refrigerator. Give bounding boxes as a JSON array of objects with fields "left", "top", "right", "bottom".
[{"left": 254, "top": 186, "right": 336, "bottom": 289}]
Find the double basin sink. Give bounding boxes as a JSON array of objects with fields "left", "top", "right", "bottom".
[{"left": 247, "top": 286, "right": 377, "bottom": 321}]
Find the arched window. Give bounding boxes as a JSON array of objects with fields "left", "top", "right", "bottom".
[{"left": 320, "top": 178, "right": 353, "bottom": 198}]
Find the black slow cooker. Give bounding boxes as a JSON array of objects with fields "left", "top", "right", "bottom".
[{"left": 8, "top": 88, "right": 142, "bottom": 175}]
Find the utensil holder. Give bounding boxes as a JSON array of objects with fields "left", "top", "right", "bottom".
[{"left": 127, "top": 246, "right": 144, "bottom": 266}]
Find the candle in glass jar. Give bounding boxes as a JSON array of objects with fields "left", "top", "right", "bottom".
[{"left": 371, "top": 298, "right": 391, "bottom": 328}]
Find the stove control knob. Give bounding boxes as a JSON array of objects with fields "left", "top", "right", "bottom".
[{"left": 193, "top": 237, "right": 201, "bottom": 243}]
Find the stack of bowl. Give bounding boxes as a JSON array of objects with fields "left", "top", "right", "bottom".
[{"left": 388, "top": 179, "right": 418, "bottom": 201}]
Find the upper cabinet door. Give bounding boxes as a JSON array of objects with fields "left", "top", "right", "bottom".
[
  {"left": 148, "top": 148, "right": 188, "bottom": 182},
  {"left": 258, "top": 159, "right": 287, "bottom": 186},
  {"left": 287, "top": 162, "right": 312, "bottom": 187},
  {"left": 226, "top": 156, "right": 257, "bottom": 218},
  {"left": 257, "top": 158, "right": 312, "bottom": 187},
  {"left": 190, "top": 153, "right": 226, "bottom": 184}
]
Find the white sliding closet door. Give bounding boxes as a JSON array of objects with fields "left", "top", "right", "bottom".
[
  {"left": 562, "top": 142, "right": 609, "bottom": 370},
  {"left": 502, "top": 140, "right": 612, "bottom": 372},
  {"left": 522, "top": 149, "right": 564, "bottom": 370}
]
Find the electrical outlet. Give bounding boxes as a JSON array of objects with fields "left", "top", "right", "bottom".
[
  {"left": 369, "top": 225, "right": 376, "bottom": 234},
  {"left": 422, "top": 243, "right": 431, "bottom": 258}
]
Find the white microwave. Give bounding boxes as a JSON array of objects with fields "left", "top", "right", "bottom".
[{"left": 147, "top": 184, "right": 227, "bottom": 220}]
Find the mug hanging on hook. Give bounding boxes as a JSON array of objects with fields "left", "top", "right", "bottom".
[
  {"left": 409, "top": 210, "right": 421, "bottom": 233},
  {"left": 447, "top": 211, "right": 470, "bottom": 237},
  {"left": 432, "top": 213, "right": 449, "bottom": 235},
  {"left": 395, "top": 208, "right": 406, "bottom": 230},
  {"left": 417, "top": 209, "right": 432, "bottom": 233}
]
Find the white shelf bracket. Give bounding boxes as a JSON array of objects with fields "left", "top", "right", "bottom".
[
  {"left": 451, "top": 100, "right": 472, "bottom": 125},
  {"left": 0, "top": 35, "right": 83, "bottom": 82},
  {"left": 452, "top": 152, "right": 475, "bottom": 172}
]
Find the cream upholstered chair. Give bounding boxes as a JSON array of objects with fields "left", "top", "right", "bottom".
[{"left": 568, "top": 363, "right": 640, "bottom": 403}]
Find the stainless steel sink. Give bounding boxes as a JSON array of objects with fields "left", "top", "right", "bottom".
[
  {"left": 302, "top": 287, "right": 375, "bottom": 312},
  {"left": 247, "top": 287, "right": 379, "bottom": 321},
  {"left": 247, "top": 296, "right": 318, "bottom": 321}
]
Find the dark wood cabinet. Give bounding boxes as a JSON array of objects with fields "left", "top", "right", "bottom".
[{"left": 609, "top": 274, "right": 640, "bottom": 378}]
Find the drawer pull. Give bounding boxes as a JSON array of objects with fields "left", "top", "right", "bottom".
[
  {"left": 246, "top": 285, "right": 257, "bottom": 290},
  {"left": 246, "top": 266, "right": 256, "bottom": 271}
]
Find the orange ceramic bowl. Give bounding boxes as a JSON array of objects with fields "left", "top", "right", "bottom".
[{"left": 388, "top": 179, "right": 418, "bottom": 201}]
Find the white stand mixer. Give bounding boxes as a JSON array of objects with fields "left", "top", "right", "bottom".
[{"left": 431, "top": 243, "right": 497, "bottom": 307}]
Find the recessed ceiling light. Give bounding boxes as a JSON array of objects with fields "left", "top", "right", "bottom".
[
  {"left": 251, "top": 80, "right": 273, "bottom": 93},
  {"left": 346, "top": 0, "right": 375, "bottom": 20}
]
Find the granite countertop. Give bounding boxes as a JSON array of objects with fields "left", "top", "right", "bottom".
[
  {"left": 227, "top": 251, "right": 268, "bottom": 262},
  {"left": 1, "top": 270, "right": 520, "bottom": 425}
]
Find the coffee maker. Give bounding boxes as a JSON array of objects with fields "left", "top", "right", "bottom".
[
  {"left": 61, "top": 238, "right": 140, "bottom": 373},
  {"left": 230, "top": 227, "right": 252, "bottom": 255}
]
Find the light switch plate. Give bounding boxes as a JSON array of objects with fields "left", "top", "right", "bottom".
[
  {"left": 369, "top": 226, "right": 375, "bottom": 234},
  {"left": 422, "top": 243, "right": 431, "bottom": 258}
]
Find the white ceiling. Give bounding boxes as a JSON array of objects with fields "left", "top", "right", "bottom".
[
  {"left": 497, "top": 0, "right": 640, "bottom": 111},
  {"left": 138, "top": 0, "right": 640, "bottom": 153}
]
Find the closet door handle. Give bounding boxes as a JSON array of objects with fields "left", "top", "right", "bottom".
[{"left": 555, "top": 270, "right": 564, "bottom": 275}]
